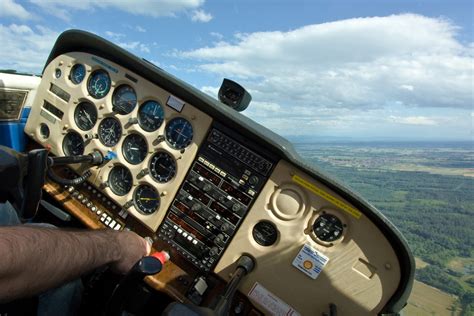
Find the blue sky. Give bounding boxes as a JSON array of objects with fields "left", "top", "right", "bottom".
[{"left": 1, "top": 0, "right": 472, "bottom": 141}]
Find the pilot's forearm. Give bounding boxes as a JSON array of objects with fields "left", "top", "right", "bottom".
[{"left": 0, "top": 226, "right": 147, "bottom": 303}]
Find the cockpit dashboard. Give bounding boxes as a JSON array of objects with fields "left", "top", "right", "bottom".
[{"left": 23, "top": 30, "right": 414, "bottom": 315}]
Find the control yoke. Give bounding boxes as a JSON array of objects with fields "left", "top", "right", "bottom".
[{"left": 0, "top": 145, "right": 104, "bottom": 221}]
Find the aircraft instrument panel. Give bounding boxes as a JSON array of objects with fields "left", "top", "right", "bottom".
[{"left": 23, "top": 30, "right": 414, "bottom": 315}]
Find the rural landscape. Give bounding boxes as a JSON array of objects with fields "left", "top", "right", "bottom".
[{"left": 293, "top": 141, "right": 473, "bottom": 315}]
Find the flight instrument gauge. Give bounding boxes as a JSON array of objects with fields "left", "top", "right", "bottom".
[
  {"left": 122, "top": 134, "right": 147, "bottom": 165},
  {"left": 108, "top": 165, "right": 133, "bottom": 196},
  {"left": 70, "top": 64, "right": 86, "bottom": 84},
  {"left": 313, "top": 213, "right": 344, "bottom": 242},
  {"left": 74, "top": 102, "right": 97, "bottom": 131},
  {"left": 165, "top": 117, "right": 193, "bottom": 150},
  {"left": 138, "top": 100, "right": 164, "bottom": 132},
  {"left": 87, "top": 69, "right": 111, "bottom": 99},
  {"left": 149, "top": 152, "right": 176, "bottom": 183},
  {"left": 252, "top": 221, "right": 278, "bottom": 246},
  {"left": 112, "top": 85, "right": 137, "bottom": 115},
  {"left": 134, "top": 184, "right": 160, "bottom": 215},
  {"left": 62, "top": 131, "right": 84, "bottom": 156},
  {"left": 98, "top": 117, "right": 122, "bottom": 147}
]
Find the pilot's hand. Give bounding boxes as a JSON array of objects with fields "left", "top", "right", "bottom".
[{"left": 110, "top": 230, "right": 151, "bottom": 274}]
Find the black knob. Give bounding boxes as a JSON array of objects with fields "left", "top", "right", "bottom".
[
  {"left": 209, "top": 247, "right": 219, "bottom": 256},
  {"left": 249, "top": 176, "right": 259, "bottom": 185},
  {"left": 203, "top": 183, "right": 212, "bottom": 192},
  {"left": 221, "top": 223, "right": 230, "bottom": 232},
  {"left": 214, "top": 234, "right": 224, "bottom": 243},
  {"left": 232, "top": 203, "right": 241, "bottom": 212}
]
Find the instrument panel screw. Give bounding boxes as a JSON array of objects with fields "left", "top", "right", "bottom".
[{"left": 385, "top": 263, "right": 392, "bottom": 270}]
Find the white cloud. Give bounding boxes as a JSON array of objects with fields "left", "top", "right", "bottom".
[
  {"left": 105, "top": 31, "right": 125, "bottom": 41},
  {"left": 178, "top": 14, "right": 473, "bottom": 137},
  {"left": 29, "top": 0, "right": 205, "bottom": 21},
  {"left": 136, "top": 25, "right": 146, "bottom": 33},
  {"left": 117, "top": 41, "right": 150, "bottom": 54},
  {"left": 210, "top": 32, "right": 223, "bottom": 40},
  {"left": 180, "top": 14, "right": 472, "bottom": 110},
  {"left": 0, "top": 0, "right": 32, "bottom": 20},
  {"left": 191, "top": 9, "right": 213, "bottom": 23},
  {"left": 389, "top": 116, "right": 438, "bottom": 126},
  {"left": 0, "top": 24, "right": 59, "bottom": 73}
]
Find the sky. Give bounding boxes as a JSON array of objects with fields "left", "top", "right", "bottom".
[{"left": 1, "top": 0, "right": 473, "bottom": 141}]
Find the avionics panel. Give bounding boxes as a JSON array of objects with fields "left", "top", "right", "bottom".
[
  {"left": 24, "top": 52, "right": 213, "bottom": 231},
  {"left": 159, "top": 123, "right": 276, "bottom": 271}
]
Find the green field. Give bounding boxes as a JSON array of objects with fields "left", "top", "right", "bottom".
[{"left": 294, "top": 141, "right": 474, "bottom": 315}]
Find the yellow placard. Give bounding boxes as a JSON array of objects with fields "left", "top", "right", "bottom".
[{"left": 292, "top": 175, "right": 362, "bottom": 219}]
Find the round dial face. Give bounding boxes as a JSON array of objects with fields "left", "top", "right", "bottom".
[
  {"left": 165, "top": 117, "right": 193, "bottom": 150},
  {"left": 62, "top": 131, "right": 84, "bottom": 156},
  {"left": 252, "top": 221, "right": 278, "bottom": 246},
  {"left": 122, "top": 134, "right": 147, "bottom": 165},
  {"left": 108, "top": 165, "right": 133, "bottom": 196},
  {"left": 87, "top": 69, "right": 111, "bottom": 99},
  {"left": 149, "top": 152, "right": 176, "bottom": 183},
  {"left": 134, "top": 184, "right": 160, "bottom": 215},
  {"left": 98, "top": 117, "right": 122, "bottom": 147},
  {"left": 313, "top": 213, "right": 344, "bottom": 242},
  {"left": 138, "top": 100, "right": 164, "bottom": 132},
  {"left": 40, "top": 123, "right": 50, "bottom": 139},
  {"left": 112, "top": 85, "right": 137, "bottom": 115},
  {"left": 74, "top": 102, "right": 97, "bottom": 131},
  {"left": 70, "top": 64, "right": 86, "bottom": 84}
]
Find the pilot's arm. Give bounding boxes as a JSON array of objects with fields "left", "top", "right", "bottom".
[{"left": 0, "top": 226, "right": 149, "bottom": 303}]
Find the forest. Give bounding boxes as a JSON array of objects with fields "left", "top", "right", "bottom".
[{"left": 294, "top": 141, "right": 474, "bottom": 314}]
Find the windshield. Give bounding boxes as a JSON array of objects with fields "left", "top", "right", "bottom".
[{"left": 1, "top": 0, "right": 472, "bottom": 314}]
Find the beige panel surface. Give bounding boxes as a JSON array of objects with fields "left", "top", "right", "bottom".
[
  {"left": 24, "top": 52, "right": 212, "bottom": 231},
  {"left": 215, "top": 160, "right": 401, "bottom": 315}
]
